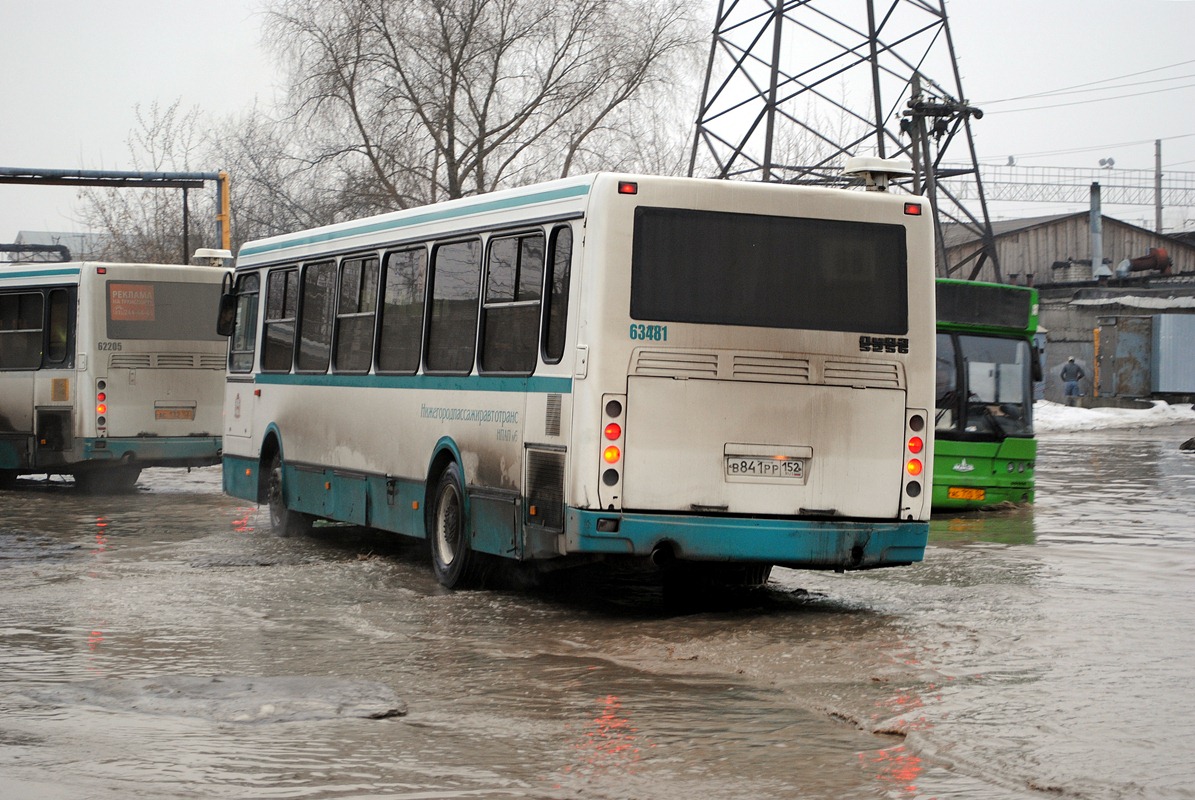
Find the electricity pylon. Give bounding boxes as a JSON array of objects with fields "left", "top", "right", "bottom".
[{"left": 689, "top": 0, "right": 1000, "bottom": 280}]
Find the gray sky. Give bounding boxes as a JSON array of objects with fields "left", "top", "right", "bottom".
[{"left": 2, "top": 0, "right": 1193, "bottom": 246}]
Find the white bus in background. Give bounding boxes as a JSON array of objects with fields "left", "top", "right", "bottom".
[
  {"left": 217, "top": 167, "right": 935, "bottom": 589},
  {"left": 0, "top": 257, "right": 229, "bottom": 492}
]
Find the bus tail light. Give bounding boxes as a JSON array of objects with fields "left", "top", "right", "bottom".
[
  {"left": 905, "top": 412, "right": 927, "bottom": 498},
  {"left": 96, "top": 380, "right": 108, "bottom": 433},
  {"left": 599, "top": 395, "right": 626, "bottom": 508}
]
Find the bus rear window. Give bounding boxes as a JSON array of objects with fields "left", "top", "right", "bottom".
[
  {"left": 106, "top": 281, "right": 224, "bottom": 341},
  {"left": 630, "top": 207, "right": 908, "bottom": 334},
  {"left": 937, "top": 281, "right": 1031, "bottom": 330}
]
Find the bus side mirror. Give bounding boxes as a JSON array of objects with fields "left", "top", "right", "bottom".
[
  {"left": 216, "top": 292, "right": 237, "bottom": 337},
  {"left": 1030, "top": 345, "right": 1043, "bottom": 382}
]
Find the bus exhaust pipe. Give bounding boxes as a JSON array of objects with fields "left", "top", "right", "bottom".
[{"left": 650, "top": 542, "right": 676, "bottom": 568}]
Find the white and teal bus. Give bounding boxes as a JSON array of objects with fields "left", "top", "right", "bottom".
[
  {"left": 217, "top": 171, "right": 935, "bottom": 588},
  {"left": 0, "top": 259, "right": 228, "bottom": 491}
]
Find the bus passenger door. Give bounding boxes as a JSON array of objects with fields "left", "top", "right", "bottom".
[
  {"left": 0, "top": 374, "right": 34, "bottom": 470},
  {"left": 0, "top": 289, "right": 50, "bottom": 471}
]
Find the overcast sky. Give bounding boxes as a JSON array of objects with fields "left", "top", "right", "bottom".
[{"left": 2, "top": 0, "right": 1193, "bottom": 246}]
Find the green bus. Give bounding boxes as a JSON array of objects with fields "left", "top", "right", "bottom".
[{"left": 933, "top": 279, "right": 1041, "bottom": 510}]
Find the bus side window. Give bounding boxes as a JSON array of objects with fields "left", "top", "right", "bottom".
[
  {"left": 480, "top": 231, "right": 543, "bottom": 375},
  {"left": 935, "top": 332, "right": 958, "bottom": 430},
  {"left": 542, "top": 225, "right": 573, "bottom": 364},
  {"left": 334, "top": 256, "right": 379, "bottom": 373},
  {"left": 45, "top": 288, "right": 74, "bottom": 367},
  {"left": 229, "top": 273, "right": 260, "bottom": 373},
  {"left": 297, "top": 261, "right": 337, "bottom": 373},
  {"left": 377, "top": 247, "right": 427, "bottom": 374},
  {"left": 425, "top": 239, "right": 481, "bottom": 374},
  {"left": 262, "top": 268, "right": 299, "bottom": 372},
  {"left": 0, "top": 292, "right": 45, "bottom": 371}
]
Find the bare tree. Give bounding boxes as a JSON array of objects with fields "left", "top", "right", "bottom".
[
  {"left": 77, "top": 0, "right": 702, "bottom": 258},
  {"left": 266, "top": 0, "right": 700, "bottom": 209},
  {"left": 77, "top": 101, "right": 219, "bottom": 263}
]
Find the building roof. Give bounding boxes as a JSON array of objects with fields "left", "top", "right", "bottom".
[
  {"left": 11, "top": 230, "right": 107, "bottom": 260},
  {"left": 941, "top": 212, "right": 1193, "bottom": 252}
]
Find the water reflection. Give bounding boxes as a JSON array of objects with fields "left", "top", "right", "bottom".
[
  {"left": 561, "top": 694, "right": 645, "bottom": 783},
  {"left": 861, "top": 744, "right": 924, "bottom": 798},
  {"left": 930, "top": 506, "right": 1036, "bottom": 546}
]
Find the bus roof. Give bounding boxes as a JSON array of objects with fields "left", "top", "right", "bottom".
[
  {"left": 0, "top": 261, "right": 228, "bottom": 286},
  {"left": 235, "top": 173, "right": 602, "bottom": 267},
  {"left": 233, "top": 172, "right": 930, "bottom": 269}
]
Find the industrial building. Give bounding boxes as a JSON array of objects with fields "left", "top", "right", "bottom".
[{"left": 945, "top": 214, "right": 1195, "bottom": 406}]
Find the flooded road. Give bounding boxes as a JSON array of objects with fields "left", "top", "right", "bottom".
[{"left": 3, "top": 423, "right": 1194, "bottom": 799}]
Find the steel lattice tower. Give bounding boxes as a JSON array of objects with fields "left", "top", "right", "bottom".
[{"left": 689, "top": 0, "right": 999, "bottom": 279}]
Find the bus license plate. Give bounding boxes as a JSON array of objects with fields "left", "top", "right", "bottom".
[
  {"left": 947, "top": 486, "right": 985, "bottom": 501},
  {"left": 155, "top": 408, "right": 195, "bottom": 420},
  {"left": 725, "top": 456, "right": 804, "bottom": 480}
]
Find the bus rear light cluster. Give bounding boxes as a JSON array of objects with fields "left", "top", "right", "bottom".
[
  {"left": 600, "top": 397, "right": 625, "bottom": 490},
  {"left": 904, "top": 413, "right": 925, "bottom": 497},
  {"left": 96, "top": 380, "right": 108, "bottom": 430}
]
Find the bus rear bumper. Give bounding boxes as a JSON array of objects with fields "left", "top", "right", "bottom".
[
  {"left": 81, "top": 436, "right": 223, "bottom": 468},
  {"left": 567, "top": 509, "right": 928, "bottom": 570}
]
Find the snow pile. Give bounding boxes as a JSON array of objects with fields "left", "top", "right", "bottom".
[{"left": 1034, "top": 399, "right": 1195, "bottom": 433}]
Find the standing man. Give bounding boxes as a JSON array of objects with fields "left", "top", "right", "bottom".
[{"left": 1061, "top": 357, "right": 1085, "bottom": 406}]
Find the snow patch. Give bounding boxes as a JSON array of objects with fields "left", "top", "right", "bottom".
[{"left": 1033, "top": 400, "right": 1195, "bottom": 433}]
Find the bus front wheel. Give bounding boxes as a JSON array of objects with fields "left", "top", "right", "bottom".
[
  {"left": 429, "top": 462, "right": 484, "bottom": 589},
  {"left": 267, "top": 454, "right": 312, "bottom": 537}
]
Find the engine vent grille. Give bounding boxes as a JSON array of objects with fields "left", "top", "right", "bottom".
[
  {"left": 732, "top": 354, "right": 811, "bottom": 383},
  {"left": 545, "top": 393, "right": 562, "bottom": 437},
  {"left": 824, "top": 360, "right": 903, "bottom": 389},
  {"left": 526, "top": 449, "right": 566, "bottom": 531},
  {"left": 631, "top": 348, "right": 904, "bottom": 389},
  {"left": 632, "top": 350, "right": 718, "bottom": 378},
  {"left": 108, "top": 353, "right": 225, "bottom": 369}
]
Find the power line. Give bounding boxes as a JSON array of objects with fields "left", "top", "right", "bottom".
[
  {"left": 985, "top": 73, "right": 1195, "bottom": 103},
  {"left": 979, "top": 58, "right": 1195, "bottom": 104},
  {"left": 984, "top": 81, "right": 1195, "bottom": 114},
  {"left": 982, "top": 133, "right": 1195, "bottom": 162}
]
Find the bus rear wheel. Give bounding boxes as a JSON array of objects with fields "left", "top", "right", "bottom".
[
  {"left": 429, "top": 463, "right": 484, "bottom": 589},
  {"left": 267, "top": 454, "right": 312, "bottom": 537},
  {"left": 75, "top": 466, "right": 141, "bottom": 494}
]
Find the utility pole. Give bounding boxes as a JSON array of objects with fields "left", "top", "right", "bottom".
[{"left": 1156, "top": 139, "right": 1163, "bottom": 233}]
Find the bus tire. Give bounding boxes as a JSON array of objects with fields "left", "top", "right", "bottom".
[
  {"left": 75, "top": 466, "right": 141, "bottom": 494},
  {"left": 267, "top": 454, "right": 312, "bottom": 537},
  {"left": 429, "top": 462, "right": 484, "bottom": 589}
]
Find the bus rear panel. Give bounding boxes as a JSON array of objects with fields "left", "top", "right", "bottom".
[{"left": 1, "top": 262, "right": 227, "bottom": 490}]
